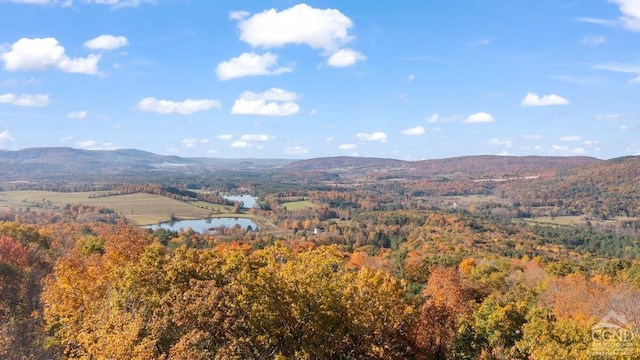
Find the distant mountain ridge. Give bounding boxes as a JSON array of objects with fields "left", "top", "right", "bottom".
[
  {"left": 0, "top": 147, "right": 291, "bottom": 179},
  {"left": 0, "top": 147, "right": 625, "bottom": 182}
]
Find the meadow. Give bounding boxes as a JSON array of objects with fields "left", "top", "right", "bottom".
[{"left": 0, "top": 190, "right": 213, "bottom": 225}]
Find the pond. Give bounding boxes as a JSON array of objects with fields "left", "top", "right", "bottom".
[
  {"left": 148, "top": 217, "right": 258, "bottom": 233},
  {"left": 223, "top": 194, "right": 257, "bottom": 208}
]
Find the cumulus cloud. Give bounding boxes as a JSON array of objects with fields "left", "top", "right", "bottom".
[
  {"left": 239, "top": 134, "right": 271, "bottom": 142},
  {"left": 83, "top": 35, "right": 128, "bottom": 50},
  {"left": 137, "top": 97, "right": 221, "bottom": 115},
  {"left": 611, "top": 0, "right": 640, "bottom": 31},
  {"left": 67, "top": 110, "right": 87, "bottom": 119},
  {"left": 400, "top": 126, "right": 425, "bottom": 136},
  {"left": 464, "top": 112, "right": 495, "bottom": 124},
  {"left": 231, "top": 88, "right": 299, "bottom": 116},
  {"left": 0, "top": 93, "right": 50, "bottom": 107},
  {"left": 0, "top": 130, "right": 15, "bottom": 143},
  {"left": 428, "top": 113, "right": 462, "bottom": 123},
  {"left": 284, "top": 145, "right": 309, "bottom": 155},
  {"left": 521, "top": 92, "right": 569, "bottom": 107},
  {"left": 560, "top": 135, "right": 582, "bottom": 142},
  {"left": 326, "top": 48, "right": 365, "bottom": 67},
  {"left": 216, "top": 52, "right": 292, "bottom": 80},
  {"left": 338, "top": 143, "right": 357, "bottom": 150},
  {"left": 356, "top": 132, "right": 387, "bottom": 142},
  {"left": 235, "top": 4, "right": 353, "bottom": 51},
  {"left": 233, "top": 4, "right": 364, "bottom": 67},
  {"left": 1, "top": 37, "right": 100, "bottom": 75},
  {"left": 75, "top": 140, "right": 118, "bottom": 150},
  {"left": 217, "top": 134, "right": 233, "bottom": 140},
  {"left": 181, "top": 138, "right": 198, "bottom": 148},
  {"left": 231, "top": 141, "right": 251, "bottom": 148}
]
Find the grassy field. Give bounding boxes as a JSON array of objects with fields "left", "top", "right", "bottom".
[
  {"left": 521, "top": 216, "right": 586, "bottom": 227},
  {"left": 442, "top": 194, "right": 501, "bottom": 203},
  {"left": 281, "top": 200, "right": 316, "bottom": 211},
  {"left": 520, "top": 215, "right": 635, "bottom": 228},
  {"left": 0, "top": 190, "right": 224, "bottom": 225}
]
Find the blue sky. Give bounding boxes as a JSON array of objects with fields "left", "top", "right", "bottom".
[{"left": 0, "top": 0, "right": 638, "bottom": 160}]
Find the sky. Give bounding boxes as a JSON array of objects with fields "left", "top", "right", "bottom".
[{"left": 0, "top": 0, "right": 639, "bottom": 160}]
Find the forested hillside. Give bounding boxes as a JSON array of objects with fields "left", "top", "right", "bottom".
[{"left": 1, "top": 151, "right": 639, "bottom": 358}]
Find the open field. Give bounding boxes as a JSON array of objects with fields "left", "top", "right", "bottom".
[
  {"left": 519, "top": 215, "right": 637, "bottom": 228},
  {"left": 0, "top": 190, "right": 226, "bottom": 225},
  {"left": 441, "top": 194, "right": 502, "bottom": 203},
  {"left": 281, "top": 200, "right": 316, "bottom": 210},
  {"left": 521, "top": 216, "right": 587, "bottom": 227}
]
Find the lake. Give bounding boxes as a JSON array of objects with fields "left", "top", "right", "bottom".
[
  {"left": 223, "top": 194, "right": 257, "bottom": 208},
  {"left": 148, "top": 217, "right": 258, "bottom": 233}
]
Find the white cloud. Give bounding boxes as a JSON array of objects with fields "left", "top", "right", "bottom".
[
  {"left": 594, "top": 62, "right": 640, "bottom": 82},
  {"left": 464, "top": 112, "right": 495, "bottom": 124},
  {"left": 560, "top": 135, "right": 582, "bottom": 142},
  {"left": 338, "top": 143, "right": 357, "bottom": 150},
  {"left": 181, "top": 138, "right": 198, "bottom": 148},
  {"left": 580, "top": 35, "right": 606, "bottom": 44},
  {"left": 570, "top": 147, "right": 586, "bottom": 154},
  {"left": 400, "top": 126, "right": 425, "bottom": 136},
  {"left": 327, "top": 48, "right": 365, "bottom": 67},
  {"left": 59, "top": 136, "right": 73, "bottom": 142},
  {"left": 231, "top": 88, "right": 299, "bottom": 116},
  {"left": 284, "top": 145, "right": 309, "bottom": 155},
  {"left": 239, "top": 134, "right": 271, "bottom": 142},
  {"left": 0, "top": 93, "right": 50, "bottom": 107},
  {"left": 426, "top": 113, "right": 439, "bottom": 123},
  {"left": 216, "top": 52, "right": 292, "bottom": 80},
  {"left": 574, "top": 17, "right": 616, "bottom": 26},
  {"left": 229, "top": 10, "right": 250, "bottom": 20},
  {"left": 235, "top": 4, "right": 354, "bottom": 52},
  {"left": 424, "top": 113, "right": 462, "bottom": 124},
  {"left": 83, "top": 35, "right": 128, "bottom": 50},
  {"left": 0, "top": 130, "right": 15, "bottom": 143},
  {"left": 231, "top": 141, "right": 251, "bottom": 148},
  {"left": 611, "top": 0, "right": 640, "bottom": 31},
  {"left": 217, "top": 134, "right": 232, "bottom": 141},
  {"left": 521, "top": 92, "right": 569, "bottom": 107},
  {"left": 233, "top": 4, "right": 364, "bottom": 66},
  {"left": 487, "top": 138, "right": 513, "bottom": 147},
  {"left": 67, "top": 110, "right": 87, "bottom": 119},
  {"left": 356, "top": 132, "right": 387, "bottom": 142},
  {"left": 137, "top": 97, "right": 221, "bottom": 115},
  {"left": 1, "top": 37, "right": 100, "bottom": 75},
  {"left": 408, "top": 74, "right": 415, "bottom": 82},
  {"left": 76, "top": 140, "right": 97, "bottom": 149}
]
